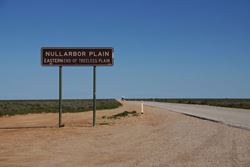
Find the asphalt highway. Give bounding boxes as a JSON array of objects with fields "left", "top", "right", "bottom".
[{"left": 143, "top": 101, "right": 250, "bottom": 130}]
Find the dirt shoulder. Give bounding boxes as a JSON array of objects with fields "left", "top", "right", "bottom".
[{"left": 0, "top": 101, "right": 250, "bottom": 167}]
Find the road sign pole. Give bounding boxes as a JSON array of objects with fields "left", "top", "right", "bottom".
[
  {"left": 59, "top": 66, "right": 63, "bottom": 127},
  {"left": 93, "top": 66, "right": 96, "bottom": 127}
]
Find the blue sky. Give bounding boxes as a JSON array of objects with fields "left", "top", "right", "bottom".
[{"left": 0, "top": 0, "right": 250, "bottom": 99}]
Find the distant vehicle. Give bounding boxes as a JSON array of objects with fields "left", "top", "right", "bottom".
[{"left": 121, "top": 97, "right": 125, "bottom": 101}]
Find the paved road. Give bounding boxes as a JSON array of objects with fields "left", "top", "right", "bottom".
[{"left": 143, "top": 101, "right": 250, "bottom": 130}]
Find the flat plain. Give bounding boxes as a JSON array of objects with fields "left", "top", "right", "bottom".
[
  {"left": 0, "top": 101, "right": 250, "bottom": 167},
  {"left": 0, "top": 99, "right": 121, "bottom": 116}
]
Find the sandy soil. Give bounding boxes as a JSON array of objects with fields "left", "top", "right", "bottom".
[{"left": 0, "top": 101, "right": 250, "bottom": 167}]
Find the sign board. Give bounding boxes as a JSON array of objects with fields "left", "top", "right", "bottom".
[{"left": 41, "top": 47, "right": 114, "bottom": 66}]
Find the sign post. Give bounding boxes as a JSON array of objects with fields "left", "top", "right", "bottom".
[
  {"left": 59, "top": 66, "right": 63, "bottom": 127},
  {"left": 41, "top": 48, "right": 114, "bottom": 128},
  {"left": 93, "top": 66, "right": 96, "bottom": 126}
]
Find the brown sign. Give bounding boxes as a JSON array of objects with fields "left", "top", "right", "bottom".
[{"left": 41, "top": 47, "right": 114, "bottom": 66}]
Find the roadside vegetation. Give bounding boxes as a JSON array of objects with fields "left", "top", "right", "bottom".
[
  {"left": 102, "top": 111, "right": 139, "bottom": 120},
  {"left": 127, "top": 98, "right": 250, "bottom": 110},
  {"left": 0, "top": 99, "right": 121, "bottom": 117}
]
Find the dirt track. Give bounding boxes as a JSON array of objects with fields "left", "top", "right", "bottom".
[{"left": 0, "top": 101, "right": 250, "bottom": 167}]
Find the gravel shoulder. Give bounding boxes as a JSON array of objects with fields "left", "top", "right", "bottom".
[{"left": 0, "top": 101, "right": 250, "bottom": 167}]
